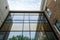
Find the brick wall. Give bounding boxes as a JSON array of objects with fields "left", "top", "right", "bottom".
[{"left": 46, "top": 0, "right": 60, "bottom": 40}]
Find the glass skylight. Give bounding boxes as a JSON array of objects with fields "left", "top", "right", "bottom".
[
  {"left": 6, "top": 13, "right": 39, "bottom": 31},
  {"left": 0, "top": 0, "right": 57, "bottom": 40}
]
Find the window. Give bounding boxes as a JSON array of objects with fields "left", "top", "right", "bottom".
[
  {"left": 55, "top": 20, "right": 60, "bottom": 32},
  {"left": 45, "top": 7, "right": 52, "bottom": 18},
  {"left": 0, "top": 32, "right": 6, "bottom": 40}
]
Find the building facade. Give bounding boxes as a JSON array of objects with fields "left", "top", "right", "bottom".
[{"left": 45, "top": 0, "right": 60, "bottom": 40}]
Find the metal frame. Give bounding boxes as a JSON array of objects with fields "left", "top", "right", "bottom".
[{"left": 9, "top": 10, "right": 44, "bottom": 13}]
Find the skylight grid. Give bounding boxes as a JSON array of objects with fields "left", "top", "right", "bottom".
[{"left": 5, "top": 13, "right": 39, "bottom": 31}]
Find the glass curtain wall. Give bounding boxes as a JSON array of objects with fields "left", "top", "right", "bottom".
[{"left": 6, "top": 13, "right": 40, "bottom": 40}]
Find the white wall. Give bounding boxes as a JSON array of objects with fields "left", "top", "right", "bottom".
[
  {"left": 0, "top": 0, "right": 9, "bottom": 27},
  {"left": 41, "top": 0, "right": 47, "bottom": 10}
]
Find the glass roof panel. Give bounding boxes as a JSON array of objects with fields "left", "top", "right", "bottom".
[
  {"left": 23, "top": 32, "right": 30, "bottom": 38},
  {"left": 11, "top": 23, "right": 23, "bottom": 31},
  {"left": 24, "top": 23, "right": 29, "bottom": 30},
  {"left": 31, "top": 32, "right": 36, "bottom": 39},
  {"left": 5, "top": 13, "right": 39, "bottom": 31},
  {"left": 30, "top": 23, "right": 37, "bottom": 31}
]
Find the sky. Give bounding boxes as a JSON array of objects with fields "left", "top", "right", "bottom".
[{"left": 7, "top": 0, "right": 42, "bottom": 11}]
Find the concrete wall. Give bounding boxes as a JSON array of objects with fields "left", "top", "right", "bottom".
[
  {"left": 46, "top": 0, "right": 60, "bottom": 40},
  {"left": 0, "top": 0, "right": 9, "bottom": 27}
]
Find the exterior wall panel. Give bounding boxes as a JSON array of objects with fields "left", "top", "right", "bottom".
[
  {"left": 0, "top": 0, "right": 9, "bottom": 27},
  {"left": 46, "top": 0, "right": 60, "bottom": 40}
]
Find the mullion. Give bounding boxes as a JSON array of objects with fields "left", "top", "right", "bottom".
[
  {"left": 22, "top": 13, "right": 25, "bottom": 40},
  {"left": 7, "top": 20, "right": 38, "bottom": 21},
  {"left": 29, "top": 13, "right": 31, "bottom": 40},
  {"left": 10, "top": 13, "right": 39, "bottom": 16},
  {"left": 7, "top": 22, "right": 37, "bottom": 23},
  {"left": 6, "top": 20, "right": 46, "bottom": 23},
  {"left": 11, "top": 15, "right": 39, "bottom": 16}
]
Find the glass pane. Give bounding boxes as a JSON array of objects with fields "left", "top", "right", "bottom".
[
  {"left": 24, "top": 13, "right": 29, "bottom": 23},
  {"left": 11, "top": 23, "right": 23, "bottom": 31},
  {"left": 8, "top": 0, "right": 42, "bottom": 11},
  {"left": 5, "top": 13, "right": 40, "bottom": 31},
  {"left": 31, "top": 32, "right": 36, "bottom": 40},
  {"left": 36, "top": 32, "right": 48, "bottom": 40},
  {"left": 46, "top": 32, "right": 57, "bottom": 40},
  {"left": 25, "top": 13, "right": 29, "bottom": 16},
  {"left": 8, "top": 32, "right": 22, "bottom": 40},
  {"left": 30, "top": 16, "right": 39, "bottom": 21},
  {"left": 23, "top": 32, "right": 30, "bottom": 39},
  {"left": 24, "top": 23, "right": 29, "bottom": 31},
  {"left": 24, "top": 16, "right": 29, "bottom": 21},
  {"left": 55, "top": 21, "right": 60, "bottom": 31},
  {"left": 12, "top": 16, "right": 23, "bottom": 21},
  {"left": 10, "top": 13, "right": 24, "bottom": 23},
  {"left": 14, "top": 13, "right": 24, "bottom": 16},
  {"left": 30, "top": 23, "right": 37, "bottom": 31},
  {"left": 0, "top": 32, "right": 6, "bottom": 40}
]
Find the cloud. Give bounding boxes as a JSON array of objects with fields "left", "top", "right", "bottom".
[{"left": 8, "top": 0, "right": 42, "bottom": 10}]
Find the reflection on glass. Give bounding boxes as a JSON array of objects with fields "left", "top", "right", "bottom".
[
  {"left": 8, "top": 0, "right": 42, "bottom": 11},
  {"left": 11, "top": 23, "right": 23, "bottom": 31},
  {"left": 30, "top": 23, "right": 37, "bottom": 31},
  {"left": 55, "top": 21, "right": 60, "bottom": 31},
  {"left": 8, "top": 32, "right": 22, "bottom": 40},
  {"left": 24, "top": 23, "right": 29, "bottom": 30},
  {"left": 24, "top": 16, "right": 29, "bottom": 23},
  {"left": 6, "top": 13, "right": 39, "bottom": 31},
  {"left": 31, "top": 32, "right": 36, "bottom": 40},
  {"left": 36, "top": 32, "right": 48, "bottom": 40},
  {"left": 12, "top": 16, "right": 24, "bottom": 21},
  {"left": 5, "top": 13, "right": 39, "bottom": 40},
  {"left": 23, "top": 32, "right": 30, "bottom": 38},
  {"left": 30, "top": 16, "right": 39, "bottom": 21},
  {"left": 7, "top": 32, "right": 36, "bottom": 40},
  {"left": 0, "top": 32, "right": 5, "bottom": 40}
]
